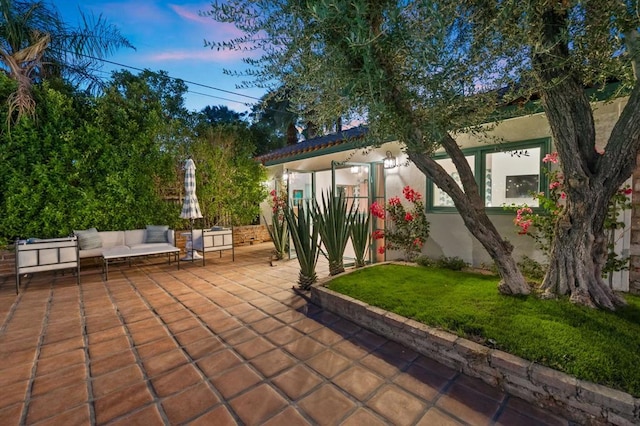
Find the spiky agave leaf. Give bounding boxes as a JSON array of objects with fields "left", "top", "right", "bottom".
[
  {"left": 264, "top": 213, "right": 288, "bottom": 260},
  {"left": 284, "top": 202, "right": 320, "bottom": 290},
  {"left": 313, "top": 190, "right": 355, "bottom": 275},
  {"left": 350, "top": 211, "right": 370, "bottom": 267}
]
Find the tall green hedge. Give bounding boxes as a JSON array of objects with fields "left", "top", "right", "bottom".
[{"left": 0, "top": 76, "right": 179, "bottom": 244}]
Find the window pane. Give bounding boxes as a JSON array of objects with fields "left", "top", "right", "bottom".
[
  {"left": 485, "top": 147, "right": 541, "bottom": 207},
  {"left": 432, "top": 156, "right": 475, "bottom": 207}
]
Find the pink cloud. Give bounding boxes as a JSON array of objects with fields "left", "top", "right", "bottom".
[
  {"left": 91, "top": 1, "right": 171, "bottom": 26},
  {"left": 168, "top": 4, "right": 210, "bottom": 25},
  {"left": 147, "top": 48, "right": 252, "bottom": 63},
  {"left": 168, "top": 3, "right": 247, "bottom": 39}
]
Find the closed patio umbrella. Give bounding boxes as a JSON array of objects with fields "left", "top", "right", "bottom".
[{"left": 180, "top": 158, "right": 203, "bottom": 260}]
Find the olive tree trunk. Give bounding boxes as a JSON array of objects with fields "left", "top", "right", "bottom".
[
  {"left": 408, "top": 137, "right": 530, "bottom": 296},
  {"left": 533, "top": 7, "right": 640, "bottom": 309}
]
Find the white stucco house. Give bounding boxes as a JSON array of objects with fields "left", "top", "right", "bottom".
[{"left": 256, "top": 96, "right": 633, "bottom": 292}]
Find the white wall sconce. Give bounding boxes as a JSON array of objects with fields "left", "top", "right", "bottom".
[
  {"left": 383, "top": 151, "right": 397, "bottom": 169},
  {"left": 350, "top": 165, "right": 361, "bottom": 174},
  {"left": 282, "top": 169, "right": 289, "bottom": 181}
]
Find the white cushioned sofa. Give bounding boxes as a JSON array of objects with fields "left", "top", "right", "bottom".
[{"left": 74, "top": 226, "right": 176, "bottom": 259}]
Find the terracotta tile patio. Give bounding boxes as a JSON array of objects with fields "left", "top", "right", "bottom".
[{"left": 0, "top": 244, "right": 571, "bottom": 425}]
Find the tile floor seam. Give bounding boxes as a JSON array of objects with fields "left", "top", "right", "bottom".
[
  {"left": 119, "top": 267, "right": 247, "bottom": 426},
  {"left": 100, "top": 272, "right": 172, "bottom": 426},
  {"left": 427, "top": 371, "right": 497, "bottom": 426},
  {"left": 79, "top": 279, "right": 97, "bottom": 425},
  {"left": 19, "top": 283, "right": 53, "bottom": 425},
  {"left": 489, "top": 393, "right": 511, "bottom": 425},
  {"left": 0, "top": 284, "right": 23, "bottom": 333}
]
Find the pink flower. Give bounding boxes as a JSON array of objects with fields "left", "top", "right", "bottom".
[
  {"left": 542, "top": 152, "right": 559, "bottom": 164},
  {"left": 389, "top": 196, "right": 401, "bottom": 206},
  {"left": 372, "top": 229, "right": 385, "bottom": 240},
  {"left": 413, "top": 238, "right": 423, "bottom": 248},
  {"left": 560, "top": 192, "right": 566, "bottom": 199},
  {"left": 370, "top": 202, "right": 386, "bottom": 219},
  {"left": 549, "top": 181, "right": 561, "bottom": 190},
  {"left": 270, "top": 189, "right": 276, "bottom": 196},
  {"left": 515, "top": 218, "right": 533, "bottom": 235},
  {"left": 516, "top": 207, "right": 533, "bottom": 219},
  {"left": 405, "top": 212, "right": 413, "bottom": 221},
  {"left": 378, "top": 246, "right": 386, "bottom": 254}
]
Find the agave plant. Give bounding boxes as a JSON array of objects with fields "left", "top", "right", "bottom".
[
  {"left": 350, "top": 211, "right": 370, "bottom": 268},
  {"left": 264, "top": 212, "right": 288, "bottom": 260},
  {"left": 284, "top": 202, "right": 321, "bottom": 290},
  {"left": 313, "top": 191, "right": 355, "bottom": 275}
]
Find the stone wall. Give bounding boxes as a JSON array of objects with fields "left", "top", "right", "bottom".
[
  {"left": 630, "top": 153, "right": 640, "bottom": 294},
  {"left": 233, "top": 225, "right": 271, "bottom": 245},
  {"left": 311, "top": 284, "right": 640, "bottom": 426}
]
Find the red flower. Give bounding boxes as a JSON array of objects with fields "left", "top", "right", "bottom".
[
  {"left": 389, "top": 196, "right": 401, "bottom": 206},
  {"left": 378, "top": 246, "right": 386, "bottom": 254},
  {"left": 624, "top": 188, "right": 633, "bottom": 195},
  {"left": 560, "top": 192, "right": 566, "bottom": 199},
  {"left": 405, "top": 212, "right": 413, "bottom": 221},
  {"left": 403, "top": 186, "right": 422, "bottom": 202},
  {"left": 549, "top": 181, "right": 561, "bottom": 190},
  {"left": 370, "top": 202, "right": 386, "bottom": 219},
  {"left": 413, "top": 238, "right": 423, "bottom": 248},
  {"left": 372, "top": 229, "right": 385, "bottom": 240}
]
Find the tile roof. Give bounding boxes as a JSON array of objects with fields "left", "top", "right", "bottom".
[{"left": 256, "top": 126, "right": 368, "bottom": 165}]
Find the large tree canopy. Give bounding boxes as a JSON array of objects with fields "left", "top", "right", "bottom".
[{"left": 206, "top": 0, "right": 640, "bottom": 308}]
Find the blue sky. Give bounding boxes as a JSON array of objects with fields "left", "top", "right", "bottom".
[{"left": 55, "top": 1, "right": 267, "bottom": 113}]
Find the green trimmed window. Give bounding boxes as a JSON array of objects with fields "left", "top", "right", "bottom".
[{"left": 427, "top": 138, "right": 551, "bottom": 212}]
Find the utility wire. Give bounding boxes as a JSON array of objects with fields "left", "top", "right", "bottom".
[
  {"left": 56, "top": 48, "right": 265, "bottom": 102},
  {"left": 86, "top": 68, "right": 253, "bottom": 107}
]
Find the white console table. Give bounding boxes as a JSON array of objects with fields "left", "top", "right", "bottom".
[{"left": 15, "top": 237, "right": 80, "bottom": 293}]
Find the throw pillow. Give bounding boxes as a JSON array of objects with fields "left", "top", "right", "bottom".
[
  {"left": 146, "top": 225, "right": 169, "bottom": 243},
  {"left": 74, "top": 228, "right": 102, "bottom": 250}
]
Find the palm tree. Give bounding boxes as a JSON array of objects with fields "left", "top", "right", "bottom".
[{"left": 0, "top": 0, "right": 133, "bottom": 121}]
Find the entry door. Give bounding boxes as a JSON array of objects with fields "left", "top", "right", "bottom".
[
  {"left": 287, "top": 169, "right": 314, "bottom": 259},
  {"left": 331, "top": 162, "right": 373, "bottom": 265}
]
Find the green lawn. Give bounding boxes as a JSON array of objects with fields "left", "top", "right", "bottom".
[{"left": 327, "top": 264, "right": 640, "bottom": 396}]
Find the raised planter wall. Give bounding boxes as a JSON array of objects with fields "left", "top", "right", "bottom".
[
  {"left": 630, "top": 152, "right": 640, "bottom": 294},
  {"left": 311, "top": 284, "right": 640, "bottom": 426}
]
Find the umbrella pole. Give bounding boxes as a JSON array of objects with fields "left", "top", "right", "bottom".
[{"left": 188, "top": 217, "right": 203, "bottom": 261}]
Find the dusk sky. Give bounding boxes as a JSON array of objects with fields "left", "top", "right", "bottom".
[{"left": 55, "top": 1, "right": 267, "bottom": 113}]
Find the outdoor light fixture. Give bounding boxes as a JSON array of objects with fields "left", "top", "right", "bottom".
[
  {"left": 383, "top": 151, "right": 397, "bottom": 169},
  {"left": 282, "top": 169, "right": 289, "bottom": 181},
  {"left": 350, "top": 165, "right": 361, "bottom": 174}
]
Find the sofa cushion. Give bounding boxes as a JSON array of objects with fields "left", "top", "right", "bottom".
[
  {"left": 74, "top": 228, "right": 102, "bottom": 250},
  {"left": 128, "top": 243, "right": 174, "bottom": 251},
  {"left": 99, "top": 231, "right": 125, "bottom": 249},
  {"left": 145, "top": 225, "right": 169, "bottom": 243}
]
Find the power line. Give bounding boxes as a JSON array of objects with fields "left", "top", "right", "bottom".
[{"left": 57, "top": 48, "right": 265, "bottom": 102}]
